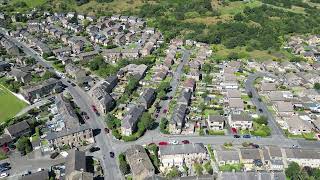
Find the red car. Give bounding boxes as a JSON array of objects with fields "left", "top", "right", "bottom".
[
  {"left": 181, "top": 140, "right": 190, "bottom": 144},
  {"left": 92, "top": 105, "right": 98, "bottom": 113},
  {"left": 163, "top": 109, "right": 168, "bottom": 113},
  {"left": 158, "top": 141, "right": 168, "bottom": 146},
  {"left": 231, "top": 128, "right": 237, "bottom": 134}
]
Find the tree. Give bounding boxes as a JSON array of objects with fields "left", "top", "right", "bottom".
[
  {"left": 285, "top": 162, "right": 301, "bottom": 179},
  {"left": 157, "top": 81, "right": 170, "bottom": 93},
  {"left": 118, "top": 153, "right": 130, "bottom": 175},
  {"left": 140, "top": 112, "right": 154, "bottom": 130},
  {"left": 166, "top": 167, "right": 181, "bottom": 179},
  {"left": 254, "top": 116, "right": 268, "bottom": 125},
  {"left": 160, "top": 118, "right": 169, "bottom": 134},
  {"left": 105, "top": 114, "right": 121, "bottom": 129},
  {"left": 16, "top": 136, "right": 32, "bottom": 155},
  {"left": 314, "top": 83, "right": 320, "bottom": 90},
  {"left": 193, "top": 163, "right": 203, "bottom": 176},
  {"left": 204, "top": 161, "right": 213, "bottom": 175}
]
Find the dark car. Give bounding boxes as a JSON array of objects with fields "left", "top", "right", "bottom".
[
  {"left": 0, "top": 163, "right": 10, "bottom": 168},
  {"left": 233, "top": 135, "right": 241, "bottom": 138},
  {"left": 258, "top": 108, "right": 263, "bottom": 113},
  {"left": 109, "top": 152, "right": 115, "bottom": 158},
  {"left": 104, "top": 128, "right": 110, "bottom": 134},
  {"left": 243, "top": 134, "right": 251, "bottom": 138},
  {"left": 71, "top": 83, "right": 76, "bottom": 87},
  {"left": 181, "top": 140, "right": 190, "bottom": 144},
  {"left": 89, "top": 146, "right": 100, "bottom": 152},
  {"left": 50, "top": 152, "right": 59, "bottom": 159}
]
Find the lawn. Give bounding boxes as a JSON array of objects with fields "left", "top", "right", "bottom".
[
  {"left": 10, "top": 0, "right": 46, "bottom": 8},
  {"left": 219, "top": 164, "right": 243, "bottom": 172},
  {"left": 207, "top": 130, "right": 225, "bottom": 135},
  {"left": 0, "top": 85, "right": 27, "bottom": 123}
]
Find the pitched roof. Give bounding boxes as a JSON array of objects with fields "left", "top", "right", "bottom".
[
  {"left": 65, "top": 149, "right": 86, "bottom": 176},
  {"left": 240, "top": 148, "right": 261, "bottom": 160},
  {"left": 126, "top": 145, "right": 155, "bottom": 177},
  {"left": 6, "top": 120, "right": 30, "bottom": 137},
  {"left": 275, "top": 101, "right": 294, "bottom": 112},
  {"left": 21, "top": 170, "right": 49, "bottom": 180},
  {"left": 285, "top": 148, "right": 320, "bottom": 159},
  {"left": 159, "top": 143, "right": 207, "bottom": 156},
  {"left": 215, "top": 150, "right": 240, "bottom": 162}
]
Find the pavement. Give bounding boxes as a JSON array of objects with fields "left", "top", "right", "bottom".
[
  {"left": 1, "top": 27, "right": 320, "bottom": 179},
  {"left": 244, "top": 72, "right": 285, "bottom": 138},
  {"left": 0, "top": 29, "right": 122, "bottom": 180}
]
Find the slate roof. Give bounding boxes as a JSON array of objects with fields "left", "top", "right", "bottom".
[
  {"left": 122, "top": 105, "right": 145, "bottom": 129},
  {"left": 208, "top": 115, "right": 226, "bottom": 123},
  {"left": 159, "top": 143, "right": 207, "bottom": 156},
  {"left": 5, "top": 120, "right": 30, "bottom": 137},
  {"left": 240, "top": 148, "right": 261, "bottom": 160},
  {"left": 215, "top": 150, "right": 240, "bottom": 162},
  {"left": 285, "top": 148, "right": 320, "bottom": 159},
  {"left": 65, "top": 149, "right": 87, "bottom": 176},
  {"left": 21, "top": 170, "right": 49, "bottom": 180},
  {"left": 125, "top": 145, "right": 155, "bottom": 178}
]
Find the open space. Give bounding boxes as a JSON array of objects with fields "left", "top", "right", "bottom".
[{"left": 0, "top": 85, "right": 27, "bottom": 123}]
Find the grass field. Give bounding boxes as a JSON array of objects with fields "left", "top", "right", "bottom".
[{"left": 0, "top": 85, "right": 27, "bottom": 123}]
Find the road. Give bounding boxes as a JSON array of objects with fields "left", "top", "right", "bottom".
[
  {"left": 244, "top": 72, "right": 285, "bottom": 138},
  {"left": 155, "top": 49, "right": 190, "bottom": 123},
  {"left": 0, "top": 29, "right": 122, "bottom": 180}
]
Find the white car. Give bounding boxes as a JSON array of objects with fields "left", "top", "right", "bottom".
[
  {"left": 169, "top": 140, "right": 179, "bottom": 145},
  {"left": 0, "top": 173, "right": 8, "bottom": 178}
]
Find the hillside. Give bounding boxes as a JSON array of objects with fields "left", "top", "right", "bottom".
[{"left": 2, "top": 0, "right": 320, "bottom": 60}]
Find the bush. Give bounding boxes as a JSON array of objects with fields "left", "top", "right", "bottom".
[{"left": 118, "top": 153, "right": 130, "bottom": 175}]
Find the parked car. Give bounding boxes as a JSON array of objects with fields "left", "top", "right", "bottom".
[
  {"left": 0, "top": 173, "right": 8, "bottom": 178},
  {"left": 50, "top": 152, "right": 59, "bottom": 159},
  {"left": 0, "top": 163, "right": 10, "bottom": 168},
  {"left": 92, "top": 105, "right": 98, "bottom": 112},
  {"left": 158, "top": 141, "right": 168, "bottom": 146},
  {"left": 163, "top": 109, "right": 168, "bottom": 113},
  {"left": 231, "top": 128, "right": 237, "bottom": 134},
  {"left": 104, "top": 128, "right": 110, "bottom": 134},
  {"left": 181, "top": 140, "right": 190, "bottom": 144},
  {"left": 169, "top": 140, "right": 179, "bottom": 145},
  {"left": 243, "top": 134, "right": 251, "bottom": 138},
  {"left": 258, "top": 108, "right": 263, "bottom": 113},
  {"left": 109, "top": 152, "right": 115, "bottom": 158},
  {"left": 233, "top": 135, "right": 240, "bottom": 138},
  {"left": 249, "top": 143, "right": 259, "bottom": 148},
  {"left": 89, "top": 146, "right": 100, "bottom": 152}
]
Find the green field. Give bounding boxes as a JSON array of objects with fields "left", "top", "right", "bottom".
[{"left": 0, "top": 85, "right": 27, "bottom": 123}]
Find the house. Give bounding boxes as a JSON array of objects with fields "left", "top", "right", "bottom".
[
  {"left": 0, "top": 60, "right": 10, "bottom": 72},
  {"left": 215, "top": 150, "right": 240, "bottom": 166},
  {"left": 207, "top": 115, "right": 226, "bottom": 130},
  {"left": 4, "top": 120, "right": 30, "bottom": 139},
  {"left": 46, "top": 124, "right": 94, "bottom": 148},
  {"left": 226, "top": 89, "right": 241, "bottom": 99},
  {"left": 240, "top": 148, "right": 263, "bottom": 170},
  {"left": 105, "top": 75, "right": 119, "bottom": 92},
  {"left": 267, "top": 91, "right": 286, "bottom": 102},
  {"left": 21, "top": 170, "right": 49, "bottom": 180},
  {"left": 284, "top": 148, "right": 320, "bottom": 168},
  {"left": 90, "top": 86, "right": 115, "bottom": 114},
  {"left": 65, "top": 149, "right": 93, "bottom": 180},
  {"left": 183, "top": 78, "right": 196, "bottom": 92},
  {"left": 114, "top": 34, "right": 126, "bottom": 45},
  {"left": 169, "top": 104, "right": 188, "bottom": 134},
  {"left": 65, "top": 64, "right": 86, "bottom": 81},
  {"left": 228, "top": 113, "right": 253, "bottom": 130},
  {"left": 177, "top": 90, "right": 192, "bottom": 106},
  {"left": 138, "top": 88, "right": 156, "bottom": 109},
  {"left": 159, "top": 143, "right": 208, "bottom": 171},
  {"left": 55, "top": 94, "right": 80, "bottom": 129},
  {"left": 261, "top": 82, "right": 277, "bottom": 92},
  {"left": 274, "top": 101, "right": 294, "bottom": 117},
  {"left": 266, "top": 146, "right": 284, "bottom": 171},
  {"left": 20, "top": 78, "right": 63, "bottom": 102},
  {"left": 141, "top": 42, "right": 154, "bottom": 56},
  {"left": 121, "top": 105, "right": 145, "bottom": 136},
  {"left": 286, "top": 115, "right": 312, "bottom": 135},
  {"left": 228, "top": 98, "right": 244, "bottom": 112},
  {"left": 125, "top": 145, "right": 155, "bottom": 180},
  {"left": 77, "top": 51, "right": 98, "bottom": 61},
  {"left": 218, "top": 172, "right": 286, "bottom": 180},
  {"left": 9, "top": 68, "right": 32, "bottom": 83}
]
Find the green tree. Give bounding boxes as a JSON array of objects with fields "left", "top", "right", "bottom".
[
  {"left": 16, "top": 136, "right": 32, "bottom": 155},
  {"left": 160, "top": 118, "right": 169, "bottom": 134},
  {"left": 166, "top": 167, "right": 181, "bottom": 179},
  {"left": 140, "top": 112, "right": 154, "bottom": 130},
  {"left": 254, "top": 116, "right": 268, "bottom": 125},
  {"left": 314, "top": 83, "right": 320, "bottom": 90},
  {"left": 285, "top": 162, "right": 301, "bottom": 179},
  {"left": 193, "top": 163, "right": 203, "bottom": 176},
  {"left": 118, "top": 153, "right": 130, "bottom": 175}
]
